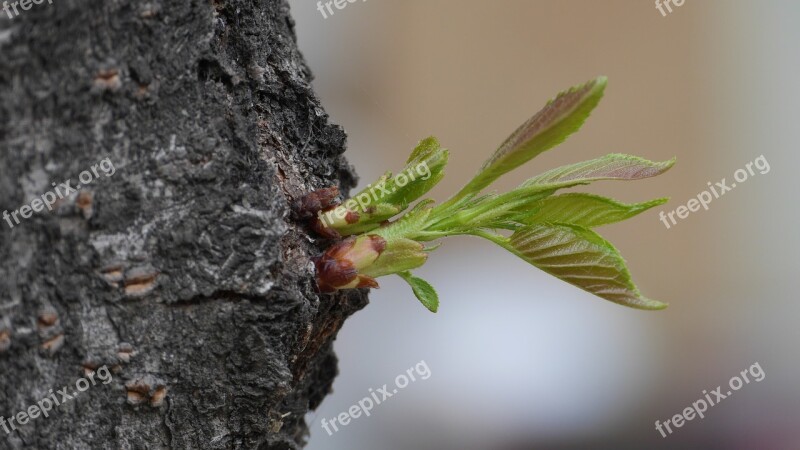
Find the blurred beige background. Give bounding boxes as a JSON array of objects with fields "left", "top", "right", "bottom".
[{"left": 289, "top": 1, "right": 799, "bottom": 448}]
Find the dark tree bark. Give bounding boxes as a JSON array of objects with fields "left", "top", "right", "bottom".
[{"left": 0, "top": 1, "right": 364, "bottom": 448}]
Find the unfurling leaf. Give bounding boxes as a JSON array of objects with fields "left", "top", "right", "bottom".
[
  {"left": 507, "top": 223, "right": 666, "bottom": 310},
  {"left": 433, "top": 154, "right": 673, "bottom": 233},
  {"left": 381, "top": 137, "right": 449, "bottom": 208},
  {"left": 521, "top": 153, "right": 675, "bottom": 188},
  {"left": 398, "top": 271, "right": 440, "bottom": 313},
  {"left": 520, "top": 193, "right": 668, "bottom": 228}
]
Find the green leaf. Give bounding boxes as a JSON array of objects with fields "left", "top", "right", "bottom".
[
  {"left": 521, "top": 153, "right": 675, "bottom": 188},
  {"left": 474, "top": 153, "right": 673, "bottom": 221},
  {"left": 398, "top": 271, "right": 439, "bottom": 313},
  {"left": 428, "top": 154, "right": 672, "bottom": 235},
  {"left": 506, "top": 223, "right": 666, "bottom": 310},
  {"left": 452, "top": 76, "right": 607, "bottom": 201},
  {"left": 520, "top": 193, "right": 668, "bottom": 228},
  {"left": 381, "top": 138, "right": 449, "bottom": 208},
  {"left": 406, "top": 136, "right": 441, "bottom": 164}
]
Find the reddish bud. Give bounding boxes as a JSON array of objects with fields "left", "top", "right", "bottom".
[
  {"left": 314, "top": 235, "right": 387, "bottom": 292},
  {"left": 294, "top": 187, "right": 340, "bottom": 220}
]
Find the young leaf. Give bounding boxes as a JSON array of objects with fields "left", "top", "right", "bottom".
[
  {"left": 520, "top": 193, "right": 668, "bottom": 228},
  {"left": 452, "top": 76, "right": 607, "bottom": 201},
  {"left": 506, "top": 223, "right": 666, "bottom": 310},
  {"left": 398, "top": 271, "right": 439, "bottom": 313},
  {"left": 521, "top": 153, "right": 675, "bottom": 188},
  {"left": 381, "top": 137, "right": 449, "bottom": 208},
  {"left": 429, "top": 154, "right": 671, "bottom": 234},
  {"left": 406, "top": 136, "right": 441, "bottom": 164}
]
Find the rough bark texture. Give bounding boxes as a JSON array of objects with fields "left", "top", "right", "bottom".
[{"left": 0, "top": 1, "right": 365, "bottom": 448}]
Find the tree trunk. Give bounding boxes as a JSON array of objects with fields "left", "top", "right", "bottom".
[{"left": 0, "top": 1, "right": 364, "bottom": 448}]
